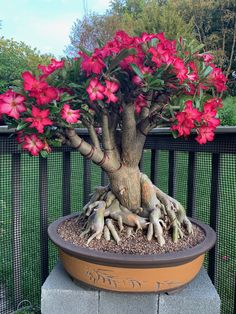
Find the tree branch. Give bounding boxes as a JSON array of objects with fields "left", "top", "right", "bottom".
[
  {"left": 121, "top": 103, "right": 137, "bottom": 166},
  {"left": 102, "top": 111, "right": 113, "bottom": 151},
  {"left": 82, "top": 119, "right": 101, "bottom": 150},
  {"left": 109, "top": 111, "right": 121, "bottom": 161},
  {"left": 65, "top": 128, "right": 120, "bottom": 172}
]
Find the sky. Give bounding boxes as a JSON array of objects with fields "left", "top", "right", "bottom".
[{"left": 0, "top": 0, "right": 111, "bottom": 57}]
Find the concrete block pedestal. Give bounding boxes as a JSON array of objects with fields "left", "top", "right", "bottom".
[{"left": 41, "top": 262, "right": 220, "bottom": 314}]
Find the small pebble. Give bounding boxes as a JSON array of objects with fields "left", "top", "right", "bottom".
[{"left": 57, "top": 216, "right": 205, "bottom": 255}]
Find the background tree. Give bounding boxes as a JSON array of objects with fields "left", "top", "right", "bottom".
[
  {"left": 67, "top": 0, "right": 195, "bottom": 55},
  {"left": 174, "top": 0, "right": 236, "bottom": 92},
  {"left": 0, "top": 37, "right": 52, "bottom": 93}
]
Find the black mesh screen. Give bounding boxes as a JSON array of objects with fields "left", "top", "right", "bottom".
[{"left": 0, "top": 130, "right": 236, "bottom": 314}]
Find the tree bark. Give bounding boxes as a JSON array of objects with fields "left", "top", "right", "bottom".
[{"left": 107, "top": 166, "right": 141, "bottom": 210}]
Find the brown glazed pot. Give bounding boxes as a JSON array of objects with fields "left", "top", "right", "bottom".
[{"left": 48, "top": 214, "right": 216, "bottom": 293}]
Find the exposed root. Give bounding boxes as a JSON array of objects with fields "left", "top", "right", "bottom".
[
  {"left": 147, "top": 223, "right": 153, "bottom": 241},
  {"left": 126, "top": 227, "right": 134, "bottom": 238},
  {"left": 149, "top": 208, "right": 165, "bottom": 246},
  {"left": 106, "top": 219, "right": 120, "bottom": 244},
  {"left": 79, "top": 173, "right": 193, "bottom": 246},
  {"left": 103, "top": 225, "right": 111, "bottom": 241}
]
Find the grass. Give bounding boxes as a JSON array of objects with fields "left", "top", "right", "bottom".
[{"left": 0, "top": 150, "right": 235, "bottom": 314}]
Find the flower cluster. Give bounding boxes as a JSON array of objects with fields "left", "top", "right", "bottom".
[
  {"left": 86, "top": 79, "right": 119, "bottom": 103},
  {"left": 0, "top": 30, "right": 227, "bottom": 156},
  {"left": 172, "top": 98, "right": 222, "bottom": 144}
]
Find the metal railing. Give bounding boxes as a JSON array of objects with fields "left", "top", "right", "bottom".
[{"left": 0, "top": 127, "right": 236, "bottom": 314}]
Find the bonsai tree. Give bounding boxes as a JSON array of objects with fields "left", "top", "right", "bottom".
[{"left": 0, "top": 31, "right": 227, "bottom": 245}]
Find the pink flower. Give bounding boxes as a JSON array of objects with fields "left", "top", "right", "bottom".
[
  {"left": 34, "top": 87, "right": 59, "bottom": 105},
  {"left": 61, "top": 104, "right": 80, "bottom": 124},
  {"left": 172, "top": 112, "right": 194, "bottom": 136},
  {"left": 81, "top": 53, "right": 105, "bottom": 76},
  {"left": 25, "top": 107, "right": 53, "bottom": 133},
  {"left": 202, "top": 112, "right": 220, "bottom": 128},
  {"left": 86, "top": 78, "right": 105, "bottom": 101},
  {"left": 207, "top": 65, "right": 227, "bottom": 92},
  {"left": 22, "top": 134, "right": 44, "bottom": 156},
  {"left": 132, "top": 75, "right": 142, "bottom": 85},
  {"left": 132, "top": 66, "right": 153, "bottom": 85},
  {"left": 172, "top": 58, "right": 188, "bottom": 83},
  {"left": 196, "top": 126, "right": 215, "bottom": 144},
  {"left": 22, "top": 71, "right": 47, "bottom": 92},
  {"left": 172, "top": 100, "right": 201, "bottom": 136},
  {"left": 104, "top": 80, "right": 119, "bottom": 103},
  {"left": 198, "top": 53, "right": 214, "bottom": 63},
  {"left": 38, "top": 59, "right": 65, "bottom": 77},
  {"left": 134, "top": 95, "right": 148, "bottom": 114},
  {"left": 0, "top": 90, "right": 26, "bottom": 119},
  {"left": 184, "top": 100, "right": 202, "bottom": 122},
  {"left": 149, "top": 35, "right": 176, "bottom": 67},
  {"left": 203, "top": 98, "right": 223, "bottom": 112},
  {"left": 22, "top": 71, "right": 58, "bottom": 105},
  {"left": 201, "top": 98, "right": 222, "bottom": 128}
]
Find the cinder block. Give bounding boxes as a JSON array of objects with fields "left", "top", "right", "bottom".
[
  {"left": 99, "top": 290, "right": 158, "bottom": 314},
  {"left": 41, "top": 262, "right": 99, "bottom": 314},
  {"left": 159, "top": 267, "right": 221, "bottom": 314},
  {"left": 41, "top": 262, "right": 220, "bottom": 314}
]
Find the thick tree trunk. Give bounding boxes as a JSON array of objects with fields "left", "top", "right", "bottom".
[{"left": 107, "top": 166, "right": 141, "bottom": 210}]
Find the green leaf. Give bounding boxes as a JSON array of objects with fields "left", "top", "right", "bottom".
[
  {"left": 150, "top": 38, "right": 158, "bottom": 47},
  {"left": 40, "top": 150, "right": 49, "bottom": 158},
  {"left": 203, "top": 65, "right": 213, "bottom": 78},
  {"left": 68, "top": 82, "right": 83, "bottom": 88},
  {"left": 191, "top": 43, "right": 205, "bottom": 54},
  {"left": 171, "top": 130, "right": 179, "bottom": 139},
  {"left": 130, "top": 63, "right": 144, "bottom": 79},
  {"left": 148, "top": 78, "right": 164, "bottom": 88},
  {"left": 78, "top": 45, "right": 92, "bottom": 57},
  {"left": 60, "top": 93, "right": 76, "bottom": 102},
  {"left": 16, "top": 122, "right": 29, "bottom": 131},
  {"left": 109, "top": 48, "right": 136, "bottom": 71},
  {"left": 97, "top": 38, "right": 104, "bottom": 48},
  {"left": 194, "top": 98, "right": 200, "bottom": 109},
  {"left": 50, "top": 106, "right": 61, "bottom": 114},
  {"left": 60, "top": 68, "right": 67, "bottom": 79},
  {"left": 11, "top": 79, "right": 22, "bottom": 86},
  {"left": 49, "top": 139, "right": 62, "bottom": 147}
]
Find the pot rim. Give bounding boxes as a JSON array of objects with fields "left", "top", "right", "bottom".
[{"left": 48, "top": 213, "right": 216, "bottom": 268}]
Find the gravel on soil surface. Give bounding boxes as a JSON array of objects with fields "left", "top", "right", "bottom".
[{"left": 57, "top": 215, "right": 205, "bottom": 255}]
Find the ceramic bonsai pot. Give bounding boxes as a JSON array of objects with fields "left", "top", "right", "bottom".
[{"left": 48, "top": 213, "right": 216, "bottom": 293}]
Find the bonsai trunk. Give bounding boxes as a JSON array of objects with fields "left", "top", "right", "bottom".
[{"left": 107, "top": 166, "right": 141, "bottom": 210}]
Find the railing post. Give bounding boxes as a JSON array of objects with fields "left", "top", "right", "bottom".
[
  {"left": 39, "top": 156, "right": 49, "bottom": 285},
  {"left": 208, "top": 153, "right": 220, "bottom": 285},
  {"left": 11, "top": 153, "right": 22, "bottom": 308}
]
